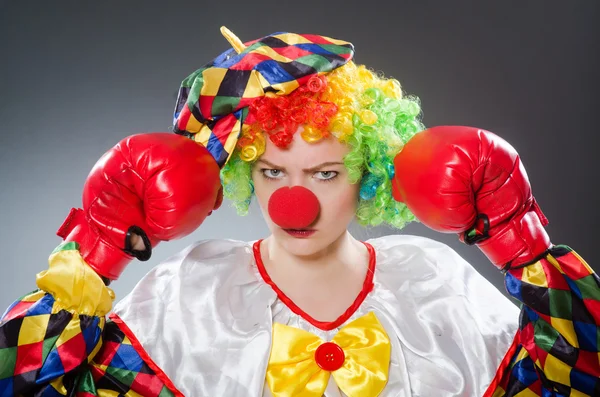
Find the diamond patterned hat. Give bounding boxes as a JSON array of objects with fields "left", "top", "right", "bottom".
[{"left": 173, "top": 27, "right": 354, "bottom": 167}]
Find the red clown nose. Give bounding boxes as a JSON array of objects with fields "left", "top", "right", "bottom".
[{"left": 268, "top": 186, "right": 320, "bottom": 229}]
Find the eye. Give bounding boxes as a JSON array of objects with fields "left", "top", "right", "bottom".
[
  {"left": 261, "top": 169, "right": 285, "bottom": 180},
  {"left": 314, "top": 171, "right": 339, "bottom": 181}
]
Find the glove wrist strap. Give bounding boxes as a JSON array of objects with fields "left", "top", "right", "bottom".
[
  {"left": 477, "top": 208, "right": 551, "bottom": 269},
  {"left": 57, "top": 208, "right": 135, "bottom": 280}
]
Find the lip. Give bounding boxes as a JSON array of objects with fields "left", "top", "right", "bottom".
[{"left": 283, "top": 229, "right": 316, "bottom": 238}]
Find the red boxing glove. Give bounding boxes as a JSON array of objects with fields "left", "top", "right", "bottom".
[
  {"left": 57, "top": 133, "right": 222, "bottom": 280},
  {"left": 391, "top": 126, "right": 551, "bottom": 269}
]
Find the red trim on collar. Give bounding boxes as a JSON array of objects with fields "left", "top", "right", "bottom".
[
  {"left": 252, "top": 239, "right": 376, "bottom": 331},
  {"left": 109, "top": 313, "right": 185, "bottom": 397}
]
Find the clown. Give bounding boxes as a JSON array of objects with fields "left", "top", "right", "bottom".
[{"left": 1, "top": 28, "right": 598, "bottom": 397}]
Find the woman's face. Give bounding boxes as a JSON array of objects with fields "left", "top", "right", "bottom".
[{"left": 252, "top": 128, "right": 360, "bottom": 257}]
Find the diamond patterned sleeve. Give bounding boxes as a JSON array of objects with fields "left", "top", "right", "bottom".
[
  {"left": 81, "top": 319, "right": 178, "bottom": 397},
  {"left": 0, "top": 242, "right": 114, "bottom": 396},
  {"left": 488, "top": 245, "right": 600, "bottom": 396},
  {"left": 0, "top": 242, "right": 180, "bottom": 397}
]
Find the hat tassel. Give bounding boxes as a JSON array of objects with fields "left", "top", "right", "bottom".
[{"left": 220, "top": 26, "right": 246, "bottom": 54}]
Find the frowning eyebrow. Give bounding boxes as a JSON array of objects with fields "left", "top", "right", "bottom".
[{"left": 257, "top": 159, "right": 344, "bottom": 172}]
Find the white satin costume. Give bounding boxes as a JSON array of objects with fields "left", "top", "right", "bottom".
[{"left": 112, "top": 234, "right": 519, "bottom": 396}]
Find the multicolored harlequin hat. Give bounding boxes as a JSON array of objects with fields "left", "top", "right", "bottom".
[{"left": 172, "top": 27, "right": 354, "bottom": 168}]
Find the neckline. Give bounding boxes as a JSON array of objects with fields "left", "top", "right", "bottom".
[{"left": 252, "top": 239, "right": 376, "bottom": 331}]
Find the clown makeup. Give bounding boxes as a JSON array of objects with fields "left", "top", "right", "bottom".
[
  {"left": 251, "top": 127, "right": 371, "bottom": 321},
  {"left": 251, "top": 127, "right": 362, "bottom": 260}
]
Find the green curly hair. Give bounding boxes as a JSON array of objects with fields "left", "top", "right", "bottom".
[{"left": 221, "top": 61, "right": 424, "bottom": 229}]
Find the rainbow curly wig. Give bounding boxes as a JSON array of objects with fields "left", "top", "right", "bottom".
[{"left": 221, "top": 61, "right": 424, "bottom": 229}]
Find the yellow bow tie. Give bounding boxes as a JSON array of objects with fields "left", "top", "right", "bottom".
[{"left": 266, "top": 312, "right": 391, "bottom": 397}]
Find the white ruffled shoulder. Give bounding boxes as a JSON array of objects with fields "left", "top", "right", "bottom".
[
  {"left": 361, "top": 234, "right": 519, "bottom": 396},
  {"left": 113, "top": 239, "right": 277, "bottom": 396}
]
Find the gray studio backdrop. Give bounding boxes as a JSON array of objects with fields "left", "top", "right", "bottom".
[{"left": 1, "top": 0, "right": 598, "bottom": 311}]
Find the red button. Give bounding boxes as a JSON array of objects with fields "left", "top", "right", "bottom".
[{"left": 314, "top": 342, "right": 345, "bottom": 371}]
